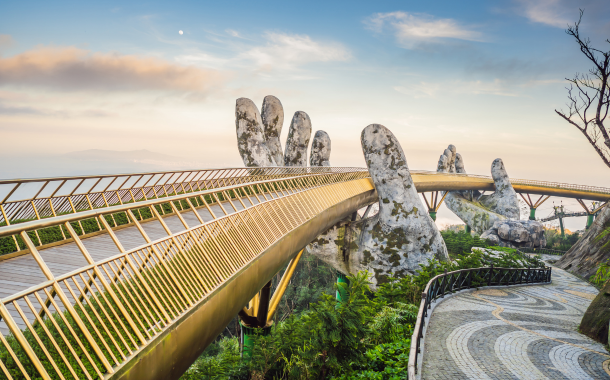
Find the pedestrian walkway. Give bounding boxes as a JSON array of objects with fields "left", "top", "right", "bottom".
[{"left": 420, "top": 266, "right": 610, "bottom": 379}]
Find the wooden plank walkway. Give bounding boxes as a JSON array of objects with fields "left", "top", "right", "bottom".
[{"left": 0, "top": 196, "right": 260, "bottom": 335}]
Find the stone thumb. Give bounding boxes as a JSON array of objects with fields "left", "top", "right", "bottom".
[
  {"left": 490, "top": 158, "right": 512, "bottom": 194},
  {"left": 361, "top": 124, "right": 428, "bottom": 228}
]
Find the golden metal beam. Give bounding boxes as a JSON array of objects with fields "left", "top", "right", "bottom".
[{"left": 267, "top": 248, "right": 305, "bottom": 322}]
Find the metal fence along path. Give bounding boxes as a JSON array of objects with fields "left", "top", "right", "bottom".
[{"left": 408, "top": 263, "right": 552, "bottom": 379}]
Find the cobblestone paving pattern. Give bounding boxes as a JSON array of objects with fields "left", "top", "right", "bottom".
[{"left": 420, "top": 266, "right": 610, "bottom": 379}]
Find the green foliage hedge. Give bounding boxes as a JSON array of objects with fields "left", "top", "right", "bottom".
[{"left": 181, "top": 248, "right": 544, "bottom": 380}]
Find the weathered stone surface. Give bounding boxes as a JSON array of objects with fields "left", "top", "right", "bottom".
[
  {"left": 261, "top": 95, "right": 284, "bottom": 166},
  {"left": 308, "top": 125, "right": 448, "bottom": 287},
  {"left": 560, "top": 205, "right": 610, "bottom": 345},
  {"left": 479, "top": 159, "right": 520, "bottom": 219},
  {"left": 235, "top": 98, "right": 276, "bottom": 167},
  {"left": 480, "top": 220, "right": 546, "bottom": 248},
  {"left": 437, "top": 146, "right": 520, "bottom": 234},
  {"left": 556, "top": 205, "right": 610, "bottom": 279},
  {"left": 310, "top": 130, "right": 331, "bottom": 167},
  {"left": 580, "top": 276, "right": 610, "bottom": 345},
  {"left": 284, "top": 111, "right": 311, "bottom": 167}
]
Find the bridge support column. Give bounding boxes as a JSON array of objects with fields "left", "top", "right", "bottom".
[
  {"left": 336, "top": 271, "right": 349, "bottom": 302},
  {"left": 529, "top": 207, "right": 537, "bottom": 220},
  {"left": 558, "top": 215, "right": 565, "bottom": 238},
  {"left": 518, "top": 193, "right": 550, "bottom": 221},
  {"left": 238, "top": 249, "right": 306, "bottom": 357},
  {"left": 586, "top": 214, "right": 595, "bottom": 229},
  {"left": 240, "top": 322, "right": 272, "bottom": 359},
  {"left": 238, "top": 280, "right": 273, "bottom": 358},
  {"left": 577, "top": 200, "right": 607, "bottom": 230},
  {"left": 422, "top": 191, "right": 447, "bottom": 222}
]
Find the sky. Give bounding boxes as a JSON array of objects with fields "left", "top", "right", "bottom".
[{"left": 1, "top": 0, "right": 609, "bottom": 230}]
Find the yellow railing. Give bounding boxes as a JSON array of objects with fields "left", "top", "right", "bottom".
[
  {"left": 0, "top": 167, "right": 367, "bottom": 258},
  {"left": 411, "top": 170, "right": 610, "bottom": 196},
  {"left": 0, "top": 167, "right": 365, "bottom": 226},
  {"left": 0, "top": 170, "right": 373, "bottom": 380}
]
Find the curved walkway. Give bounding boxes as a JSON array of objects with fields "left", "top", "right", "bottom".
[{"left": 420, "top": 265, "right": 610, "bottom": 379}]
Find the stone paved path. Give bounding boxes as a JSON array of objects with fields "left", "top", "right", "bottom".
[{"left": 420, "top": 266, "right": 610, "bottom": 379}]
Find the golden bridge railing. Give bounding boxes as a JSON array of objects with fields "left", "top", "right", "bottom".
[
  {"left": 410, "top": 170, "right": 610, "bottom": 199},
  {"left": 0, "top": 167, "right": 363, "bottom": 226},
  {"left": 0, "top": 169, "right": 373, "bottom": 380},
  {"left": 0, "top": 167, "right": 364, "bottom": 258}
]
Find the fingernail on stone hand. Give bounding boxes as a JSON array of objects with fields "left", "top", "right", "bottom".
[
  {"left": 284, "top": 111, "right": 312, "bottom": 167},
  {"left": 235, "top": 98, "right": 276, "bottom": 167},
  {"left": 261, "top": 95, "right": 285, "bottom": 166},
  {"left": 310, "top": 131, "right": 331, "bottom": 167}
]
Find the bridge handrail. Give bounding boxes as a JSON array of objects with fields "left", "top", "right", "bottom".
[
  {"left": 517, "top": 247, "right": 567, "bottom": 256},
  {"left": 407, "top": 263, "right": 552, "bottom": 379},
  {"left": 410, "top": 170, "right": 610, "bottom": 195},
  {"left": 0, "top": 167, "right": 367, "bottom": 226},
  {"left": 0, "top": 173, "right": 375, "bottom": 379},
  {"left": 0, "top": 170, "right": 368, "bottom": 239},
  {"left": 539, "top": 211, "right": 587, "bottom": 222}
]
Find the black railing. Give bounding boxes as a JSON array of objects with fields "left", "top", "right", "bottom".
[
  {"left": 518, "top": 247, "right": 566, "bottom": 256},
  {"left": 407, "top": 265, "right": 552, "bottom": 379}
]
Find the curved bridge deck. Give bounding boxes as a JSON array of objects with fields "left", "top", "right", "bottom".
[
  {"left": 1, "top": 167, "right": 610, "bottom": 380},
  {"left": 420, "top": 266, "right": 609, "bottom": 379}
]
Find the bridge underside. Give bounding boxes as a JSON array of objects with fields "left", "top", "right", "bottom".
[{"left": 108, "top": 187, "right": 377, "bottom": 380}]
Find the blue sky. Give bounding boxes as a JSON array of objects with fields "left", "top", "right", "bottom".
[{"left": 1, "top": 0, "right": 609, "bottom": 228}]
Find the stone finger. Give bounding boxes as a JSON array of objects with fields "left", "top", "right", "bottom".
[
  {"left": 310, "top": 130, "right": 331, "bottom": 167},
  {"left": 437, "top": 144, "right": 457, "bottom": 173},
  {"left": 261, "top": 95, "right": 285, "bottom": 165},
  {"left": 284, "top": 111, "right": 312, "bottom": 167}
]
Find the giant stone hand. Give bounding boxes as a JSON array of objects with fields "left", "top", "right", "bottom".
[
  {"left": 437, "top": 145, "right": 520, "bottom": 234},
  {"left": 308, "top": 125, "right": 448, "bottom": 287},
  {"left": 236, "top": 97, "right": 318, "bottom": 168}
]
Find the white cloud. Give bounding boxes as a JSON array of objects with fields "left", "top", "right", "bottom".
[
  {"left": 365, "top": 12, "right": 483, "bottom": 48},
  {"left": 516, "top": 0, "right": 571, "bottom": 28},
  {"left": 395, "top": 79, "right": 518, "bottom": 98},
  {"left": 225, "top": 29, "right": 241, "bottom": 38},
  {"left": 175, "top": 31, "right": 350, "bottom": 74},
  {"left": 240, "top": 32, "right": 351, "bottom": 70}
]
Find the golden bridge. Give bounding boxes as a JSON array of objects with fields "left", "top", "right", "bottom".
[{"left": 0, "top": 167, "right": 608, "bottom": 380}]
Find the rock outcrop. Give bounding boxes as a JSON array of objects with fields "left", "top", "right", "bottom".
[
  {"left": 556, "top": 205, "right": 610, "bottom": 279},
  {"left": 437, "top": 145, "right": 520, "bottom": 234},
  {"left": 310, "top": 131, "right": 331, "bottom": 167},
  {"left": 284, "top": 111, "right": 312, "bottom": 167},
  {"left": 480, "top": 220, "right": 546, "bottom": 248},
  {"left": 308, "top": 125, "right": 448, "bottom": 287},
  {"left": 261, "top": 95, "right": 285, "bottom": 166},
  {"left": 555, "top": 203, "right": 610, "bottom": 345}
]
